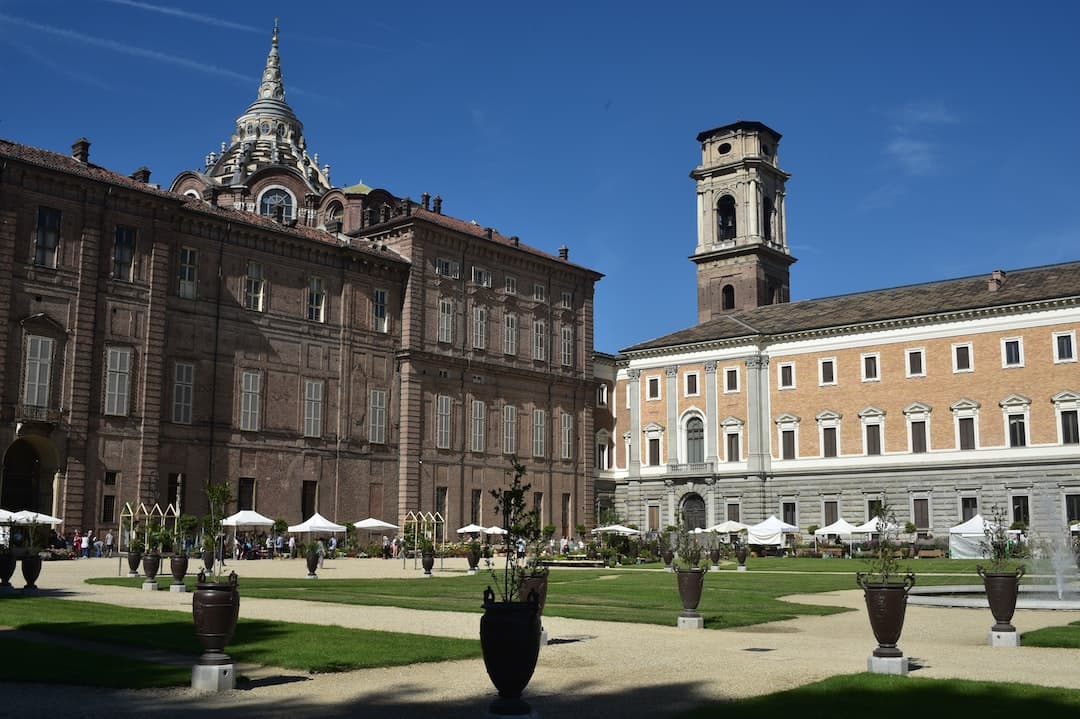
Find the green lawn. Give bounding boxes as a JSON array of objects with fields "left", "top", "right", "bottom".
[
  {"left": 1023, "top": 620, "right": 1080, "bottom": 649},
  {"left": 679, "top": 673, "right": 1080, "bottom": 718},
  {"left": 0, "top": 596, "right": 480, "bottom": 673},
  {"left": 90, "top": 564, "right": 984, "bottom": 629},
  {"left": 0, "top": 636, "right": 191, "bottom": 688}
]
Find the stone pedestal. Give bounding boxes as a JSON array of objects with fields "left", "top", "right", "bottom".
[
  {"left": 540, "top": 627, "right": 549, "bottom": 646},
  {"left": 169, "top": 584, "right": 187, "bottom": 593},
  {"left": 867, "top": 656, "right": 908, "bottom": 675},
  {"left": 677, "top": 615, "right": 705, "bottom": 630},
  {"left": 142, "top": 580, "right": 158, "bottom": 591},
  {"left": 192, "top": 663, "right": 235, "bottom": 691},
  {"left": 737, "top": 566, "right": 748, "bottom": 572},
  {"left": 127, "top": 571, "right": 139, "bottom": 578},
  {"left": 989, "top": 630, "right": 1021, "bottom": 647},
  {"left": 710, "top": 565, "right": 720, "bottom": 571}
]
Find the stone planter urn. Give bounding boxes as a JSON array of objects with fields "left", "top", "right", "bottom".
[
  {"left": 421, "top": 550, "right": 435, "bottom": 576},
  {"left": 662, "top": 549, "right": 674, "bottom": 571},
  {"left": 856, "top": 572, "right": 916, "bottom": 658},
  {"left": 192, "top": 570, "right": 240, "bottom": 666},
  {"left": 480, "top": 587, "right": 541, "bottom": 717},
  {"left": 979, "top": 566, "right": 1025, "bottom": 633},
  {"left": 127, "top": 551, "right": 142, "bottom": 577},
  {"left": 709, "top": 548, "right": 721, "bottom": 568},
  {"left": 0, "top": 554, "right": 16, "bottom": 589},
  {"left": 202, "top": 551, "right": 215, "bottom": 573},
  {"left": 675, "top": 568, "right": 705, "bottom": 616},
  {"left": 467, "top": 546, "right": 481, "bottom": 574},
  {"left": 142, "top": 553, "right": 161, "bottom": 581},
  {"left": 21, "top": 555, "right": 43, "bottom": 590},
  {"left": 305, "top": 550, "right": 319, "bottom": 578},
  {"left": 736, "top": 546, "right": 748, "bottom": 569},
  {"left": 170, "top": 555, "right": 190, "bottom": 588}
]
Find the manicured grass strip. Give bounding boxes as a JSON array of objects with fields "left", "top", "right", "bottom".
[
  {"left": 679, "top": 673, "right": 1080, "bottom": 718},
  {"left": 0, "top": 636, "right": 190, "bottom": 688},
  {"left": 1022, "top": 620, "right": 1080, "bottom": 649},
  {"left": 0, "top": 596, "right": 479, "bottom": 672}
]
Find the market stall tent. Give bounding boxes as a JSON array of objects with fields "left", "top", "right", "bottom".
[
  {"left": 747, "top": 515, "right": 798, "bottom": 546},
  {"left": 948, "top": 514, "right": 990, "bottom": 559}
]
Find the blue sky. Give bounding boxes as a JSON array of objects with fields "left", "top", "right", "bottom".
[{"left": 2, "top": 1, "right": 1077, "bottom": 354}]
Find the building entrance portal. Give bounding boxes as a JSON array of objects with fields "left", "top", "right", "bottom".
[
  {"left": 2, "top": 439, "right": 52, "bottom": 512},
  {"left": 681, "top": 493, "right": 706, "bottom": 530}
]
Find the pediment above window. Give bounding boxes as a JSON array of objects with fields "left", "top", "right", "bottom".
[
  {"left": 816, "top": 409, "right": 842, "bottom": 422},
  {"left": 775, "top": 412, "right": 801, "bottom": 425},
  {"left": 858, "top": 406, "right": 886, "bottom": 419},
  {"left": 19, "top": 312, "right": 67, "bottom": 336},
  {"left": 1051, "top": 389, "right": 1080, "bottom": 406},
  {"left": 998, "top": 393, "right": 1032, "bottom": 409},
  {"left": 950, "top": 398, "right": 981, "bottom": 412},
  {"left": 903, "top": 402, "right": 932, "bottom": 415}
]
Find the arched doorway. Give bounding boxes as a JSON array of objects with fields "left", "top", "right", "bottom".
[
  {"left": 680, "top": 493, "right": 706, "bottom": 530},
  {"left": 2, "top": 437, "right": 56, "bottom": 512}
]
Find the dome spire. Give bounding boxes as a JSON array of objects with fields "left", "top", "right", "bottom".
[{"left": 257, "top": 20, "right": 285, "bottom": 103}]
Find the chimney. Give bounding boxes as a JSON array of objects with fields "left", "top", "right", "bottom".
[
  {"left": 72, "top": 137, "right": 91, "bottom": 164},
  {"left": 485, "top": 227, "right": 493, "bottom": 240},
  {"left": 421, "top": 192, "right": 430, "bottom": 211},
  {"left": 988, "top": 269, "right": 1007, "bottom": 292},
  {"left": 403, "top": 197, "right": 412, "bottom": 217},
  {"left": 130, "top": 166, "right": 152, "bottom": 184},
  {"left": 433, "top": 195, "right": 442, "bottom": 214},
  {"left": 558, "top": 245, "right": 569, "bottom": 260},
  {"left": 510, "top": 235, "right": 520, "bottom": 247}
]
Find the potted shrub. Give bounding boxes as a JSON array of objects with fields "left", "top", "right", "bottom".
[
  {"left": 673, "top": 520, "right": 708, "bottom": 626},
  {"left": 977, "top": 505, "right": 1025, "bottom": 636},
  {"left": 661, "top": 525, "right": 676, "bottom": 571},
  {"left": 142, "top": 523, "right": 166, "bottom": 583},
  {"left": 855, "top": 506, "right": 915, "bottom": 660},
  {"left": 13, "top": 521, "right": 46, "bottom": 590},
  {"left": 735, "top": 537, "right": 748, "bottom": 569},
  {"left": 166, "top": 528, "right": 189, "bottom": 590},
  {"left": 420, "top": 538, "right": 436, "bottom": 576},
  {"left": 304, "top": 541, "right": 320, "bottom": 578},
  {"left": 467, "top": 540, "right": 482, "bottom": 574},
  {"left": 481, "top": 457, "right": 543, "bottom": 717},
  {"left": 127, "top": 530, "right": 145, "bottom": 577}
]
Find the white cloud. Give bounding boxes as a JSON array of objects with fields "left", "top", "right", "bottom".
[
  {"left": 885, "top": 138, "right": 937, "bottom": 176},
  {"left": 894, "top": 99, "right": 958, "bottom": 131}
]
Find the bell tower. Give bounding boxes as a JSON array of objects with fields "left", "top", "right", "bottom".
[{"left": 690, "top": 121, "right": 795, "bottom": 322}]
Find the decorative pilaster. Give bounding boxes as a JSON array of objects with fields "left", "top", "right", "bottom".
[
  {"left": 665, "top": 366, "right": 679, "bottom": 463},
  {"left": 628, "top": 370, "right": 641, "bottom": 478},
  {"left": 703, "top": 361, "right": 718, "bottom": 465},
  {"left": 745, "top": 354, "right": 772, "bottom": 480}
]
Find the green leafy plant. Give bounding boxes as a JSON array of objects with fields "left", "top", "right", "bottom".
[
  {"left": 856, "top": 505, "right": 911, "bottom": 584},
  {"left": 487, "top": 457, "right": 543, "bottom": 602},
  {"left": 673, "top": 518, "right": 708, "bottom": 572},
  {"left": 979, "top": 504, "right": 1024, "bottom": 573}
]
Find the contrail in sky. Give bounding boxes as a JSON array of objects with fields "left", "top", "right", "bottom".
[{"left": 101, "top": 0, "right": 260, "bottom": 33}]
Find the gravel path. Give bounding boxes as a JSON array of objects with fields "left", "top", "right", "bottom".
[{"left": 2, "top": 557, "right": 1077, "bottom": 718}]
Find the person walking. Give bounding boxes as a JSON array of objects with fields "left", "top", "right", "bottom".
[
  {"left": 105, "top": 529, "right": 114, "bottom": 558},
  {"left": 80, "top": 531, "right": 91, "bottom": 558},
  {"left": 288, "top": 535, "right": 296, "bottom": 558}
]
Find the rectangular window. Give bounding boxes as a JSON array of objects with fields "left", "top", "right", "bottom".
[
  {"left": 961, "top": 496, "right": 978, "bottom": 521},
  {"left": 504, "top": 275, "right": 517, "bottom": 294},
  {"left": 561, "top": 412, "right": 572, "bottom": 459},
  {"left": 1066, "top": 494, "right": 1080, "bottom": 523},
  {"left": 503, "top": 405, "right": 517, "bottom": 454},
  {"left": 726, "top": 432, "right": 740, "bottom": 462},
  {"left": 647, "top": 437, "right": 660, "bottom": 465},
  {"left": 911, "top": 421, "right": 927, "bottom": 453},
  {"left": 104, "top": 470, "right": 118, "bottom": 486},
  {"left": 1054, "top": 332, "right": 1076, "bottom": 362},
  {"left": 647, "top": 376, "right": 660, "bottom": 400},
  {"left": 238, "top": 478, "right": 255, "bottom": 511},
  {"left": 647, "top": 505, "right": 660, "bottom": 530},
  {"left": 372, "top": 288, "right": 388, "bottom": 332},
  {"left": 913, "top": 498, "right": 929, "bottom": 529},
  {"left": 105, "top": 347, "right": 132, "bottom": 416},
  {"left": 304, "top": 277, "right": 325, "bottom": 322},
  {"left": 533, "top": 284, "right": 546, "bottom": 302},
  {"left": 435, "top": 488, "right": 448, "bottom": 526},
  {"left": 596, "top": 442, "right": 608, "bottom": 469},
  {"left": 561, "top": 493, "right": 571, "bottom": 537},
  {"left": 1012, "top": 495, "right": 1030, "bottom": 527},
  {"left": 779, "top": 363, "right": 795, "bottom": 389},
  {"left": 823, "top": 427, "right": 838, "bottom": 457},
  {"left": 867, "top": 499, "right": 884, "bottom": 521},
  {"left": 438, "top": 299, "right": 454, "bottom": 343},
  {"left": 1062, "top": 410, "right": 1079, "bottom": 445},
  {"left": 533, "top": 320, "right": 546, "bottom": 361},
  {"left": 173, "top": 361, "right": 194, "bottom": 424},
  {"left": 561, "top": 291, "right": 573, "bottom": 309},
  {"left": 1002, "top": 338, "right": 1023, "bottom": 367},
  {"left": 782, "top": 501, "right": 797, "bottom": 527},
  {"left": 178, "top": 246, "right": 198, "bottom": 299},
  {"left": 166, "top": 473, "right": 181, "bottom": 507},
  {"left": 301, "top": 480, "right": 318, "bottom": 519},
  {"left": 1008, "top": 414, "right": 1027, "bottom": 447},
  {"left": 824, "top": 500, "right": 839, "bottom": 526},
  {"left": 685, "top": 373, "right": 699, "bottom": 397},
  {"left": 819, "top": 358, "right": 836, "bottom": 385},
  {"left": 435, "top": 257, "right": 459, "bottom": 278},
  {"left": 23, "top": 335, "right": 54, "bottom": 407},
  {"left": 597, "top": 384, "right": 608, "bottom": 407},
  {"left": 472, "top": 266, "right": 491, "bottom": 287},
  {"left": 532, "top": 409, "right": 546, "bottom": 457},
  {"left": 532, "top": 492, "right": 543, "bottom": 523},
  {"left": 781, "top": 430, "right": 795, "bottom": 460},
  {"left": 35, "top": 206, "right": 61, "bottom": 267},
  {"left": 471, "top": 400, "right": 486, "bottom": 452},
  {"left": 862, "top": 353, "right": 879, "bottom": 381},
  {"left": 240, "top": 369, "right": 261, "bottom": 431},
  {"left": 953, "top": 343, "right": 972, "bottom": 372},
  {"left": 303, "top": 379, "right": 323, "bottom": 438},
  {"left": 725, "top": 368, "right": 739, "bottom": 392},
  {"left": 436, "top": 395, "right": 452, "bottom": 449},
  {"left": 723, "top": 503, "right": 739, "bottom": 523},
  {"left": 101, "top": 495, "right": 116, "bottom": 524},
  {"left": 906, "top": 349, "right": 925, "bottom": 377},
  {"left": 244, "top": 261, "right": 265, "bottom": 311},
  {"left": 471, "top": 489, "right": 482, "bottom": 525},
  {"left": 112, "top": 226, "right": 136, "bottom": 281},
  {"left": 959, "top": 417, "right": 976, "bottom": 450},
  {"left": 504, "top": 313, "right": 518, "bottom": 355},
  {"left": 560, "top": 325, "right": 573, "bottom": 367},
  {"left": 472, "top": 306, "right": 487, "bottom": 350},
  {"left": 865, "top": 424, "right": 882, "bottom": 455},
  {"left": 369, "top": 389, "right": 387, "bottom": 444}
]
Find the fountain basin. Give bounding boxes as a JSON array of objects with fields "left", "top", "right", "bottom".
[{"left": 908, "top": 584, "right": 1080, "bottom": 610}]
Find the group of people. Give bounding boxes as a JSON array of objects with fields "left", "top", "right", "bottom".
[{"left": 62, "top": 529, "right": 114, "bottom": 558}]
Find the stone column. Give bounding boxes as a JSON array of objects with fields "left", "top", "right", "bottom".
[
  {"left": 665, "top": 365, "right": 679, "bottom": 463},
  {"left": 665, "top": 479, "right": 676, "bottom": 527},
  {"left": 704, "top": 477, "right": 716, "bottom": 527},
  {"left": 628, "top": 369, "right": 641, "bottom": 478},
  {"left": 704, "top": 361, "right": 718, "bottom": 466},
  {"left": 744, "top": 354, "right": 772, "bottom": 478}
]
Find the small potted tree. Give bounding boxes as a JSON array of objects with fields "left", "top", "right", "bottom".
[
  {"left": 466, "top": 539, "right": 482, "bottom": 575},
  {"left": 674, "top": 519, "right": 708, "bottom": 628},
  {"left": 127, "top": 527, "right": 145, "bottom": 577},
  {"left": 420, "top": 537, "right": 436, "bottom": 576},
  {"left": 855, "top": 506, "right": 915, "bottom": 668},
  {"left": 480, "top": 457, "right": 543, "bottom": 717},
  {"left": 977, "top": 505, "right": 1025, "bottom": 644},
  {"left": 192, "top": 481, "right": 240, "bottom": 687},
  {"left": 661, "top": 525, "right": 677, "bottom": 571}
]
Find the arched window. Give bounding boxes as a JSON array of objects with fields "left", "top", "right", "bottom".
[
  {"left": 681, "top": 493, "right": 706, "bottom": 530},
  {"left": 686, "top": 417, "right": 704, "bottom": 464},
  {"left": 762, "top": 196, "right": 774, "bottom": 242},
  {"left": 721, "top": 284, "right": 735, "bottom": 310},
  {"left": 717, "top": 195, "right": 737, "bottom": 240},
  {"left": 259, "top": 188, "right": 294, "bottom": 221}
]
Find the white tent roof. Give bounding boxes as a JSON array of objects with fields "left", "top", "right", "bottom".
[
  {"left": 814, "top": 518, "right": 858, "bottom": 537},
  {"left": 221, "top": 510, "right": 275, "bottom": 528},
  {"left": 852, "top": 517, "right": 900, "bottom": 534},
  {"left": 748, "top": 516, "right": 798, "bottom": 534},
  {"left": 288, "top": 512, "right": 346, "bottom": 534},
  {"left": 0, "top": 508, "right": 16, "bottom": 522},
  {"left": 456, "top": 523, "right": 485, "bottom": 534},
  {"left": 949, "top": 514, "right": 991, "bottom": 536},
  {"left": 591, "top": 524, "right": 641, "bottom": 536},
  {"left": 12, "top": 509, "right": 64, "bottom": 525},
  {"left": 354, "top": 517, "right": 399, "bottom": 530},
  {"left": 1072, "top": 522, "right": 1080, "bottom": 532},
  {"left": 708, "top": 520, "right": 750, "bottom": 533},
  {"left": 483, "top": 526, "right": 508, "bottom": 535}
]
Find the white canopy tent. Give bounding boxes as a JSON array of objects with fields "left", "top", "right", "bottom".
[
  {"left": 852, "top": 517, "right": 900, "bottom": 535},
  {"left": 221, "top": 510, "right": 274, "bottom": 528},
  {"left": 747, "top": 515, "right": 798, "bottom": 546},
  {"left": 1071, "top": 522, "right": 1080, "bottom": 532},
  {"left": 11, "top": 510, "right": 64, "bottom": 526},
  {"left": 814, "top": 518, "right": 858, "bottom": 539},
  {"left": 288, "top": 512, "right": 347, "bottom": 534},
  {"left": 354, "top": 517, "right": 399, "bottom": 531},
  {"left": 591, "top": 524, "right": 641, "bottom": 536},
  {"left": 708, "top": 520, "right": 750, "bottom": 534},
  {"left": 949, "top": 514, "right": 991, "bottom": 559},
  {"left": 0, "top": 508, "right": 17, "bottom": 522}
]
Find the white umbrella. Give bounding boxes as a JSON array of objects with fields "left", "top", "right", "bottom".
[
  {"left": 708, "top": 520, "right": 750, "bottom": 533},
  {"left": 483, "top": 526, "right": 508, "bottom": 535},
  {"left": 12, "top": 510, "right": 63, "bottom": 526},
  {"left": 0, "top": 508, "right": 16, "bottom": 522},
  {"left": 591, "top": 524, "right": 641, "bottom": 536},
  {"left": 354, "top": 517, "right": 399, "bottom": 531},
  {"left": 456, "top": 523, "right": 485, "bottom": 534},
  {"left": 221, "top": 510, "right": 275, "bottom": 528},
  {"left": 288, "top": 512, "right": 347, "bottom": 534}
]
